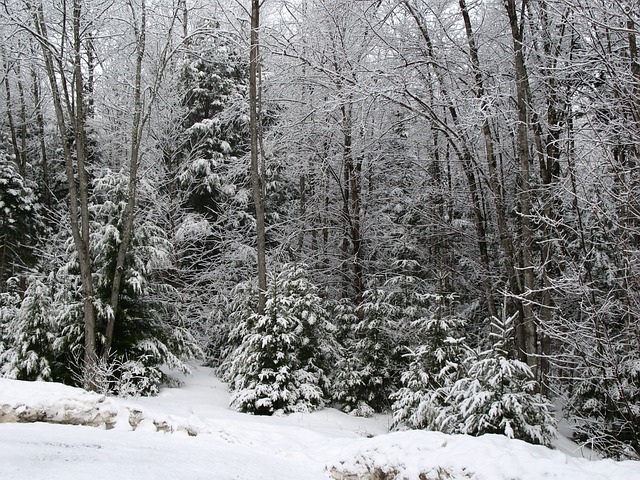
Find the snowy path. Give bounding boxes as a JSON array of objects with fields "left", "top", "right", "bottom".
[{"left": 0, "top": 422, "right": 329, "bottom": 480}]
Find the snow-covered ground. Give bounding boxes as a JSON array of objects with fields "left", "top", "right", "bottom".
[{"left": 1, "top": 366, "right": 639, "bottom": 480}]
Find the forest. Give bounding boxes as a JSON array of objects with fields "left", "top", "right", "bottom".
[{"left": 0, "top": 0, "right": 638, "bottom": 461}]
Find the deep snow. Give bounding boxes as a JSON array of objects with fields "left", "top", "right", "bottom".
[{"left": 1, "top": 365, "right": 639, "bottom": 480}]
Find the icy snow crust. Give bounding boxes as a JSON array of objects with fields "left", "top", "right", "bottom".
[{"left": 1, "top": 366, "right": 639, "bottom": 480}]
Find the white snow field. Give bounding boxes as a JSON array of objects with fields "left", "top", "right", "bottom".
[{"left": 1, "top": 366, "right": 639, "bottom": 480}]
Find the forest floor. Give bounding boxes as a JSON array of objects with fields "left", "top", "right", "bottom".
[{"left": 1, "top": 365, "right": 639, "bottom": 480}]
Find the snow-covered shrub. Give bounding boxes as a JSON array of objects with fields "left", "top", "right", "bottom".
[
  {"left": 91, "top": 170, "right": 200, "bottom": 393},
  {"left": 0, "top": 279, "right": 21, "bottom": 359},
  {"left": 0, "top": 279, "right": 55, "bottom": 381},
  {"left": 0, "top": 154, "right": 41, "bottom": 289},
  {"left": 555, "top": 282, "right": 640, "bottom": 459},
  {"left": 111, "top": 357, "right": 164, "bottom": 397},
  {"left": 442, "top": 313, "right": 556, "bottom": 447},
  {"left": 391, "top": 299, "right": 467, "bottom": 429},
  {"left": 391, "top": 308, "right": 556, "bottom": 447},
  {"left": 567, "top": 352, "right": 640, "bottom": 459},
  {"left": 223, "top": 263, "right": 335, "bottom": 415},
  {"left": 333, "top": 275, "right": 456, "bottom": 416},
  {"left": 331, "top": 288, "right": 397, "bottom": 414}
]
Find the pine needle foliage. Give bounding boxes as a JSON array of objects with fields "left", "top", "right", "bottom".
[
  {"left": 223, "top": 263, "right": 335, "bottom": 415},
  {"left": 443, "top": 312, "right": 556, "bottom": 447},
  {"left": 390, "top": 293, "right": 467, "bottom": 428},
  {"left": 0, "top": 279, "right": 55, "bottom": 381},
  {"left": 333, "top": 273, "right": 455, "bottom": 415}
]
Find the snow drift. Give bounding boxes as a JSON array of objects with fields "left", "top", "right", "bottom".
[{"left": 1, "top": 367, "right": 639, "bottom": 480}]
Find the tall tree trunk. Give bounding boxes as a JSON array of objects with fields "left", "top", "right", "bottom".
[
  {"left": 297, "top": 174, "right": 306, "bottom": 258},
  {"left": 339, "top": 101, "right": 364, "bottom": 308},
  {"left": 31, "top": 67, "right": 51, "bottom": 212},
  {"left": 460, "top": 0, "right": 521, "bottom": 320},
  {"left": 250, "top": 0, "right": 267, "bottom": 314},
  {"left": 504, "top": 0, "right": 537, "bottom": 368},
  {"left": 403, "top": 0, "right": 497, "bottom": 318},
  {"left": 2, "top": 49, "right": 24, "bottom": 178},
  {"left": 102, "top": 0, "right": 147, "bottom": 360},
  {"left": 31, "top": 0, "right": 98, "bottom": 389}
]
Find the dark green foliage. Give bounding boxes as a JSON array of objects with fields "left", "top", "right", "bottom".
[
  {"left": 332, "top": 288, "right": 398, "bottom": 415},
  {"left": 178, "top": 23, "right": 249, "bottom": 220},
  {"left": 0, "top": 154, "right": 41, "bottom": 290},
  {"left": 392, "top": 309, "right": 556, "bottom": 448},
  {"left": 223, "top": 264, "right": 335, "bottom": 415},
  {"left": 333, "top": 273, "right": 451, "bottom": 415},
  {"left": 566, "top": 328, "right": 640, "bottom": 458},
  {"left": 0, "top": 279, "right": 55, "bottom": 381},
  {"left": 92, "top": 170, "right": 201, "bottom": 395},
  {"left": 390, "top": 297, "right": 467, "bottom": 429}
]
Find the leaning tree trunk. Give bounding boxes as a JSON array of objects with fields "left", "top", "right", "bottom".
[{"left": 102, "top": 0, "right": 147, "bottom": 361}]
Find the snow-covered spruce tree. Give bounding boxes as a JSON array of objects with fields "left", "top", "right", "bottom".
[
  {"left": 0, "top": 279, "right": 56, "bottom": 381},
  {"left": 563, "top": 293, "right": 640, "bottom": 459},
  {"left": 331, "top": 287, "right": 398, "bottom": 415},
  {"left": 442, "top": 312, "right": 556, "bottom": 447},
  {"left": 52, "top": 169, "right": 201, "bottom": 395},
  {"left": 223, "top": 263, "right": 335, "bottom": 415},
  {"left": 390, "top": 293, "right": 467, "bottom": 429},
  {"left": 333, "top": 272, "right": 445, "bottom": 416},
  {"left": 553, "top": 228, "right": 640, "bottom": 458},
  {"left": 0, "top": 153, "right": 41, "bottom": 289},
  {"left": 96, "top": 169, "right": 202, "bottom": 395},
  {"left": 0, "top": 278, "right": 21, "bottom": 358}
]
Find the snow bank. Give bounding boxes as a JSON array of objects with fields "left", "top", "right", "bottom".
[
  {"left": 1, "top": 370, "right": 639, "bottom": 480},
  {"left": 326, "top": 430, "right": 640, "bottom": 480},
  {"left": 0, "top": 378, "right": 200, "bottom": 435},
  {"left": 0, "top": 378, "right": 117, "bottom": 428}
]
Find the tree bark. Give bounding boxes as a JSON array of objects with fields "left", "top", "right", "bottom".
[
  {"left": 403, "top": 0, "right": 497, "bottom": 318},
  {"left": 31, "top": 67, "right": 51, "bottom": 212},
  {"left": 102, "top": 0, "right": 147, "bottom": 360},
  {"left": 504, "top": 0, "right": 537, "bottom": 368},
  {"left": 250, "top": 0, "right": 267, "bottom": 315},
  {"left": 31, "top": 0, "right": 98, "bottom": 389},
  {"left": 460, "top": 0, "right": 521, "bottom": 320},
  {"left": 2, "top": 49, "right": 25, "bottom": 178}
]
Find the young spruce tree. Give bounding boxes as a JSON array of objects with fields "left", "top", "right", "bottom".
[{"left": 224, "top": 263, "right": 335, "bottom": 414}]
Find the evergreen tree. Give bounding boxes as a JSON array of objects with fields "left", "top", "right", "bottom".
[
  {"left": 331, "top": 287, "right": 397, "bottom": 415},
  {"left": 0, "top": 279, "right": 55, "bottom": 381},
  {"left": 442, "top": 312, "right": 556, "bottom": 447},
  {"left": 223, "top": 263, "right": 335, "bottom": 415},
  {"left": 566, "top": 319, "right": 640, "bottom": 459},
  {"left": 333, "top": 272, "right": 451, "bottom": 415},
  {"left": 391, "top": 293, "right": 467, "bottom": 429},
  {"left": 0, "top": 278, "right": 21, "bottom": 357},
  {"left": 0, "top": 153, "right": 41, "bottom": 290},
  {"left": 48, "top": 169, "right": 201, "bottom": 395}
]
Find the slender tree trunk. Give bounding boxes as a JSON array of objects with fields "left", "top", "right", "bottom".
[
  {"left": 504, "top": 0, "right": 537, "bottom": 368},
  {"left": 32, "top": 68, "right": 51, "bottom": 212},
  {"left": 460, "top": 0, "right": 521, "bottom": 320},
  {"left": 297, "top": 174, "right": 306, "bottom": 258},
  {"left": 102, "top": 0, "right": 147, "bottom": 360},
  {"left": 340, "top": 104, "right": 352, "bottom": 298},
  {"left": 339, "top": 101, "right": 364, "bottom": 308},
  {"left": 402, "top": 0, "right": 497, "bottom": 318},
  {"left": 31, "top": 0, "right": 98, "bottom": 389},
  {"left": 2, "top": 49, "right": 24, "bottom": 178},
  {"left": 14, "top": 63, "right": 28, "bottom": 180},
  {"left": 250, "top": 0, "right": 267, "bottom": 314}
]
